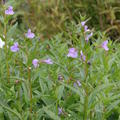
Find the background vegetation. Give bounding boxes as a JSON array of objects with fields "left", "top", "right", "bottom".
[{"left": 2, "top": 0, "right": 120, "bottom": 40}]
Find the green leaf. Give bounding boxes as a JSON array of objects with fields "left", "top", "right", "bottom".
[
  {"left": 7, "top": 22, "right": 18, "bottom": 39},
  {"left": 43, "top": 107, "right": 61, "bottom": 120},
  {"left": 0, "top": 16, "right": 4, "bottom": 24},
  {"left": 55, "top": 85, "right": 64, "bottom": 100},
  {"left": 0, "top": 103, "right": 22, "bottom": 120},
  {"left": 0, "top": 107, "right": 4, "bottom": 120}
]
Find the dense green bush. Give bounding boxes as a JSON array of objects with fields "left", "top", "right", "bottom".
[{"left": 0, "top": 4, "right": 120, "bottom": 119}]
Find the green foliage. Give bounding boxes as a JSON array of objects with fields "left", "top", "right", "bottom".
[{"left": 0, "top": 1, "right": 120, "bottom": 120}]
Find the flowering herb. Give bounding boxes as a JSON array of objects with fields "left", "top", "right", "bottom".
[
  {"left": 102, "top": 40, "right": 109, "bottom": 51},
  {"left": 67, "top": 48, "right": 78, "bottom": 58},
  {"left": 5, "top": 6, "right": 14, "bottom": 15},
  {"left": 84, "top": 25, "right": 90, "bottom": 32},
  {"left": 58, "top": 107, "right": 63, "bottom": 115},
  {"left": 42, "top": 58, "right": 53, "bottom": 64},
  {"left": 81, "top": 21, "right": 86, "bottom": 26},
  {"left": 32, "top": 59, "right": 39, "bottom": 68},
  {"left": 0, "top": 4, "right": 116, "bottom": 119},
  {"left": 10, "top": 42, "right": 19, "bottom": 52},
  {"left": 25, "top": 29, "right": 35, "bottom": 39},
  {"left": 80, "top": 50, "right": 86, "bottom": 61},
  {"left": 85, "top": 32, "right": 93, "bottom": 42}
]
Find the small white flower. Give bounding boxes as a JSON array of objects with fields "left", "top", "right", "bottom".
[{"left": 0, "top": 38, "right": 5, "bottom": 48}]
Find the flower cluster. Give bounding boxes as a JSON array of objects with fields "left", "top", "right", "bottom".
[
  {"left": 4, "top": 5, "right": 54, "bottom": 69},
  {"left": 3, "top": 6, "right": 109, "bottom": 71},
  {"left": 4, "top": 6, "right": 35, "bottom": 53},
  {"left": 10, "top": 29, "right": 35, "bottom": 52},
  {"left": 81, "top": 20, "right": 109, "bottom": 51},
  {"left": 67, "top": 48, "right": 87, "bottom": 61},
  {"left": 81, "top": 21, "right": 93, "bottom": 42}
]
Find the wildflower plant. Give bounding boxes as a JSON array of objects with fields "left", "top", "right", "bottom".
[{"left": 0, "top": 3, "right": 120, "bottom": 120}]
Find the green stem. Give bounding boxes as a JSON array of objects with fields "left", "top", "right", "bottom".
[
  {"left": 83, "top": 88, "right": 88, "bottom": 120},
  {"left": 28, "top": 67, "right": 32, "bottom": 120},
  {"left": 25, "top": 39, "right": 32, "bottom": 119},
  {"left": 83, "top": 58, "right": 89, "bottom": 120},
  {"left": 4, "top": 13, "right": 10, "bottom": 83}
]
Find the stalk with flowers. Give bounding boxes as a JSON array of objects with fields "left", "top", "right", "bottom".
[{"left": 4, "top": 6, "right": 14, "bottom": 83}]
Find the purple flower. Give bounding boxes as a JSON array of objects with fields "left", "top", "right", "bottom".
[
  {"left": 80, "top": 50, "right": 86, "bottom": 61},
  {"left": 58, "top": 107, "right": 62, "bottom": 115},
  {"left": 42, "top": 58, "right": 53, "bottom": 64},
  {"left": 81, "top": 21, "right": 86, "bottom": 26},
  {"left": 5, "top": 6, "right": 14, "bottom": 15},
  {"left": 73, "top": 82, "right": 77, "bottom": 87},
  {"left": 32, "top": 59, "right": 39, "bottom": 68},
  {"left": 87, "top": 61, "right": 91, "bottom": 65},
  {"left": 84, "top": 25, "right": 90, "bottom": 32},
  {"left": 77, "top": 80, "right": 81, "bottom": 86},
  {"left": 58, "top": 74, "right": 63, "bottom": 81},
  {"left": 10, "top": 42, "right": 19, "bottom": 52},
  {"left": 25, "top": 29, "right": 35, "bottom": 39},
  {"left": 102, "top": 40, "right": 109, "bottom": 51},
  {"left": 74, "top": 81, "right": 81, "bottom": 87},
  {"left": 67, "top": 48, "right": 78, "bottom": 58},
  {"left": 84, "top": 25, "right": 88, "bottom": 31},
  {"left": 85, "top": 32, "right": 93, "bottom": 42}
]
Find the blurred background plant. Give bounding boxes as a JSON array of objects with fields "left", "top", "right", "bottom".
[{"left": 1, "top": 0, "right": 120, "bottom": 40}]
